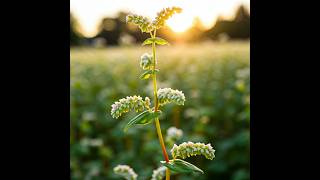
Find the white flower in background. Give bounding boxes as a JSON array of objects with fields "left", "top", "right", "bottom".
[
  {"left": 236, "top": 67, "right": 250, "bottom": 79},
  {"left": 113, "top": 165, "right": 138, "bottom": 180},
  {"left": 166, "top": 127, "right": 183, "bottom": 141},
  {"left": 80, "top": 138, "right": 103, "bottom": 147},
  {"left": 140, "top": 53, "right": 153, "bottom": 70},
  {"left": 151, "top": 166, "right": 167, "bottom": 180},
  {"left": 82, "top": 112, "right": 96, "bottom": 121}
]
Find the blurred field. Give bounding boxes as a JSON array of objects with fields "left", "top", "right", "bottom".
[{"left": 70, "top": 41, "right": 250, "bottom": 180}]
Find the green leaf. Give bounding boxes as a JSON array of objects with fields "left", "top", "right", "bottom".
[
  {"left": 139, "top": 70, "right": 152, "bottom": 79},
  {"left": 154, "top": 37, "right": 169, "bottom": 45},
  {"left": 142, "top": 37, "right": 169, "bottom": 46},
  {"left": 142, "top": 38, "right": 154, "bottom": 45},
  {"left": 139, "top": 69, "right": 159, "bottom": 80},
  {"left": 160, "top": 159, "right": 204, "bottom": 174},
  {"left": 124, "top": 111, "right": 161, "bottom": 132}
]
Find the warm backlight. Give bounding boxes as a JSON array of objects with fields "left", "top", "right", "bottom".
[{"left": 166, "top": 13, "right": 193, "bottom": 33}]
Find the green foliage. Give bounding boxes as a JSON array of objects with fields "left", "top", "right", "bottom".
[
  {"left": 142, "top": 37, "right": 169, "bottom": 46},
  {"left": 70, "top": 41, "right": 250, "bottom": 180},
  {"left": 161, "top": 159, "right": 204, "bottom": 174},
  {"left": 119, "top": 8, "right": 215, "bottom": 176},
  {"left": 139, "top": 69, "right": 159, "bottom": 80},
  {"left": 124, "top": 110, "right": 161, "bottom": 132}
]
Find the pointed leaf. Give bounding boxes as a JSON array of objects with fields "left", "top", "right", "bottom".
[
  {"left": 124, "top": 111, "right": 161, "bottom": 132},
  {"left": 142, "top": 37, "right": 169, "bottom": 46},
  {"left": 139, "top": 70, "right": 153, "bottom": 79},
  {"left": 142, "top": 38, "right": 154, "bottom": 45},
  {"left": 124, "top": 111, "right": 149, "bottom": 132},
  {"left": 160, "top": 159, "right": 204, "bottom": 174},
  {"left": 154, "top": 37, "right": 169, "bottom": 45},
  {"left": 139, "top": 69, "right": 159, "bottom": 80}
]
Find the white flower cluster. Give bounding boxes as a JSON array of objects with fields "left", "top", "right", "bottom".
[
  {"left": 151, "top": 166, "right": 167, "bottom": 180},
  {"left": 111, "top": 96, "right": 150, "bottom": 118},
  {"left": 166, "top": 127, "right": 183, "bottom": 141},
  {"left": 144, "top": 96, "right": 151, "bottom": 107},
  {"left": 113, "top": 165, "right": 138, "bottom": 180},
  {"left": 171, "top": 142, "right": 215, "bottom": 160},
  {"left": 153, "top": 7, "right": 182, "bottom": 29},
  {"left": 126, "top": 7, "right": 182, "bottom": 33},
  {"left": 140, "top": 53, "right": 153, "bottom": 70},
  {"left": 126, "top": 14, "right": 154, "bottom": 33},
  {"left": 157, "top": 88, "right": 185, "bottom": 106}
]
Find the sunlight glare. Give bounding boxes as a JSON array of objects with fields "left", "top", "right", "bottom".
[
  {"left": 70, "top": 0, "right": 250, "bottom": 37},
  {"left": 166, "top": 13, "right": 194, "bottom": 33}
]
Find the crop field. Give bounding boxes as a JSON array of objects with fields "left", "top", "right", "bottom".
[{"left": 70, "top": 41, "right": 250, "bottom": 180}]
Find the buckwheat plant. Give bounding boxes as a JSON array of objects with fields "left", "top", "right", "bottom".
[{"left": 111, "top": 7, "right": 215, "bottom": 180}]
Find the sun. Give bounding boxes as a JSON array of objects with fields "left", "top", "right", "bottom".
[{"left": 166, "top": 13, "right": 194, "bottom": 33}]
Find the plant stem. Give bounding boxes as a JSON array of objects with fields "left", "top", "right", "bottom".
[{"left": 151, "top": 30, "right": 171, "bottom": 180}]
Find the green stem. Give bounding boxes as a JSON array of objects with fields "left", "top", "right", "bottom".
[{"left": 150, "top": 30, "right": 171, "bottom": 180}]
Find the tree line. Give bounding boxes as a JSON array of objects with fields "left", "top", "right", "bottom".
[{"left": 70, "top": 5, "right": 249, "bottom": 46}]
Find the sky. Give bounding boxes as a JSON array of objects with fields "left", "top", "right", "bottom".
[{"left": 70, "top": 0, "right": 250, "bottom": 37}]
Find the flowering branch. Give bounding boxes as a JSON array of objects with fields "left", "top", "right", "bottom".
[{"left": 110, "top": 6, "right": 216, "bottom": 180}]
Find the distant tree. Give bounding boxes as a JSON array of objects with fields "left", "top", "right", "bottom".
[
  {"left": 70, "top": 13, "right": 83, "bottom": 46},
  {"left": 234, "top": 5, "right": 250, "bottom": 22},
  {"left": 126, "top": 24, "right": 149, "bottom": 43},
  {"left": 94, "top": 12, "right": 131, "bottom": 45},
  {"left": 184, "top": 17, "right": 206, "bottom": 42},
  {"left": 205, "top": 5, "right": 250, "bottom": 40},
  {"left": 233, "top": 5, "right": 250, "bottom": 38},
  {"left": 95, "top": 17, "right": 122, "bottom": 46}
]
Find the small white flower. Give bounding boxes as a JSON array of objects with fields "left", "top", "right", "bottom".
[
  {"left": 151, "top": 166, "right": 167, "bottom": 180},
  {"left": 140, "top": 53, "right": 153, "bottom": 70},
  {"left": 166, "top": 127, "right": 183, "bottom": 141},
  {"left": 113, "top": 165, "right": 137, "bottom": 180}
]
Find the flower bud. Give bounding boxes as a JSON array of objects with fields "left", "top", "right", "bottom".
[
  {"left": 144, "top": 97, "right": 151, "bottom": 108},
  {"left": 140, "top": 53, "right": 153, "bottom": 70}
]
